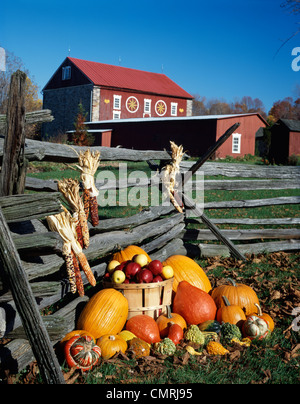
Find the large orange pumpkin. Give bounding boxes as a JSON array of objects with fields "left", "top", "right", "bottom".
[
  {"left": 112, "top": 245, "right": 152, "bottom": 263},
  {"left": 211, "top": 278, "right": 259, "bottom": 316},
  {"left": 126, "top": 314, "right": 161, "bottom": 344},
  {"left": 163, "top": 255, "right": 211, "bottom": 293},
  {"left": 77, "top": 288, "right": 128, "bottom": 339},
  {"left": 172, "top": 280, "right": 217, "bottom": 325}
]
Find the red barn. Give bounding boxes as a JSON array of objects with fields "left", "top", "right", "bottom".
[
  {"left": 42, "top": 57, "right": 193, "bottom": 138},
  {"left": 86, "top": 113, "right": 267, "bottom": 158},
  {"left": 270, "top": 119, "right": 300, "bottom": 164}
]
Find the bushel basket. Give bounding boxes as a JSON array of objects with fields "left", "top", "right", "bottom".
[{"left": 103, "top": 277, "right": 174, "bottom": 320}]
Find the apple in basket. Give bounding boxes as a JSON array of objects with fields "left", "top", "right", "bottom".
[
  {"left": 133, "top": 254, "right": 149, "bottom": 267},
  {"left": 112, "top": 269, "right": 126, "bottom": 284},
  {"left": 116, "top": 260, "right": 131, "bottom": 271},
  {"left": 147, "top": 260, "right": 163, "bottom": 276},
  {"left": 136, "top": 268, "right": 153, "bottom": 283},
  {"left": 124, "top": 262, "right": 142, "bottom": 280},
  {"left": 152, "top": 275, "right": 163, "bottom": 283}
]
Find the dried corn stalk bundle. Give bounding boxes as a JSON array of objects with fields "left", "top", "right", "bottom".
[
  {"left": 46, "top": 207, "right": 96, "bottom": 295},
  {"left": 74, "top": 149, "right": 100, "bottom": 227},
  {"left": 57, "top": 178, "right": 89, "bottom": 248},
  {"left": 161, "top": 141, "right": 185, "bottom": 213}
]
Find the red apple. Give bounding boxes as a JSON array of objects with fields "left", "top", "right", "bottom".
[
  {"left": 125, "top": 262, "right": 141, "bottom": 279},
  {"left": 124, "top": 279, "right": 130, "bottom": 284},
  {"left": 152, "top": 275, "right": 163, "bottom": 283},
  {"left": 115, "top": 260, "right": 131, "bottom": 272},
  {"left": 147, "top": 260, "right": 163, "bottom": 276},
  {"left": 136, "top": 268, "right": 153, "bottom": 283}
]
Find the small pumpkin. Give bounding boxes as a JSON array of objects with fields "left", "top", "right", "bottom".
[
  {"left": 216, "top": 296, "right": 246, "bottom": 328},
  {"left": 128, "top": 337, "right": 150, "bottom": 358},
  {"left": 211, "top": 278, "right": 259, "bottom": 316},
  {"left": 97, "top": 334, "right": 127, "bottom": 359},
  {"left": 242, "top": 315, "right": 269, "bottom": 340},
  {"left": 163, "top": 255, "right": 212, "bottom": 293},
  {"left": 172, "top": 281, "right": 217, "bottom": 325},
  {"left": 251, "top": 303, "right": 274, "bottom": 332},
  {"left": 126, "top": 314, "right": 161, "bottom": 344},
  {"left": 156, "top": 306, "right": 187, "bottom": 338},
  {"left": 77, "top": 288, "right": 128, "bottom": 339},
  {"left": 112, "top": 245, "right": 152, "bottom": 264},
  {"left": 64, "top": 334, "right": 101, "bottom": 371}
]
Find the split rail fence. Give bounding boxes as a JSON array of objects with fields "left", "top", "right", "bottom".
[{"left": 0, "top": 74, "right": 299, "bottom": 381}]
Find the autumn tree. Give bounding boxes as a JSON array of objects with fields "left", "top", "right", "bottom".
[
  {"left": 72, "top": 102, "right": 94, "bottom": 146},
  {"left": 192, "top": 94, "right": 208, "bottom": 115},
  {"left": 268, "top": 97, "right": 300, "bottom": 121},
  {"left": 0, "top": 51, "right": 42, "bottom": 114},
  {"left": 231, "top": 96, "right": 267, "bottom": 118},
  {"left": 0, "top": 51, "right": 43, "bottom": 138}
]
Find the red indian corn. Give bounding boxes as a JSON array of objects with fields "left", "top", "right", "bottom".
[
  {"left": 89, "top": 195, "right": 99, "bottom": 227},
  {"left": 77, "top": 252, "right": 96, "bottom": 287},
  {"left": 83, "top": 188, "right": 90, "bottom": 220},
  {"left": 72, "top": 250, "right": 84, "bottom": 296},
  {"left": 64, "top": 253, "right": 77, "bottom": 294}
]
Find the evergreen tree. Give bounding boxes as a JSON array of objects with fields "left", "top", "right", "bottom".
[{"left": 72, "top": 102, "right": 94, "bottom": 146}]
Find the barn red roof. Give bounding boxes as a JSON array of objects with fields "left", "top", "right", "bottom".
[{"left": 68, "top": 57, "right": 193, "bottom": 99}]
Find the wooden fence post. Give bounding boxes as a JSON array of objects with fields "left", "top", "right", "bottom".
[
  {"left": 0, "top": 70, "right": 28, "bottom": 196},
  {"left": 0, "top": 207, "right": 65, "bottom": 384}
]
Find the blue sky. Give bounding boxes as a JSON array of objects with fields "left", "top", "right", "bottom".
[{"left": 1, "top": 0, "right": 299, "bottom": 113}]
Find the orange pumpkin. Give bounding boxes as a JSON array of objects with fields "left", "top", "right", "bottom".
[
  {"left": 172, "top": 280, "right": 217, "bottom": 325},
  {"left": 77, "top": 288, "right": 128, "bottom": 339},
  {"left": 97, "top": 334, "right": 127, "bottom": 359},
  {"left": 211, "top": 278, "right": 259, "bottom": 316},
  {"left": 112, "top": 245, "right": 152, "bottom": 264},
  {"left": 251, "top": 303, "right": 274, "bottom": 332},
  {"left": 163, "top": 255, "right": 211, "bottom": 293},
  {"left": 216, "top": 296, "right": 246, "bottom": 328},
  {"left": 126, "top": 314, "right": 161, "bottom": 344},
  {"left": 156, "top": 306, "right": 187, "bottom": 338}
]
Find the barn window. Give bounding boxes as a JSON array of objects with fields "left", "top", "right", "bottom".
[
  {"left": 113, "top": 95, "right": 122, "bottom": 110},
  {"left": 144, "top": 99, "right": 151, "bottom": 114},
  {"left": 232, "top": 133, "right": 241, "bottom": 153},
  {"left": 113, "top": 110, "right": 121, "bottom": 119},
  {"left": 62, "top": 66, "right": 71, "bottom": 80},
  {"left": 171, "top": 102, "right": 178, "bottom": 116}
]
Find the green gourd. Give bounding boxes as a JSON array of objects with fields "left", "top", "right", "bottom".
[{"left": 198, "top": 320, "right": 221, "bottom": 334}]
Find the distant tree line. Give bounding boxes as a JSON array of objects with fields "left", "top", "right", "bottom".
[
  {"left": 192, "top": 95, "right": 267, "bottom": 119},
  {"left": 192, "top": 93, "right": 300, "bottom": 124}
]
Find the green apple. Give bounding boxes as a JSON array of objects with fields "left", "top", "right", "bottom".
[{"left": 112, "top": 269, "right": 126, "bottom": 284}]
